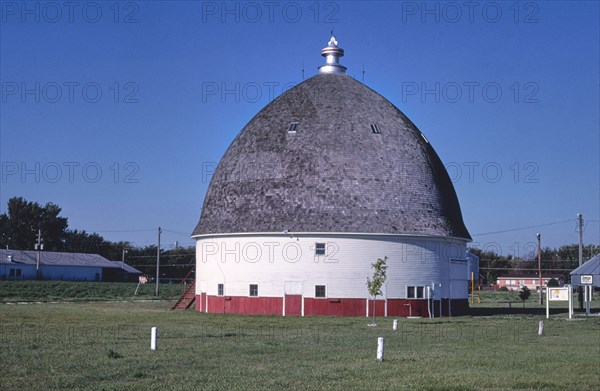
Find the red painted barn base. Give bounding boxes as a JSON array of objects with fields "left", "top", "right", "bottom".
[{"left": 195, "top": 295, "right": 469, "bottom": 317}]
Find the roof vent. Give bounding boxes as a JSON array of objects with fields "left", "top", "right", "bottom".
[
  {"left": 370, "top": 124, "right": 381, "bottom": 134},
  {"left": 287, "top": 122, "right": 298, "bottom": 133},
  {"left": 318, "top": 34, "right": 347, "bottom": 74}
]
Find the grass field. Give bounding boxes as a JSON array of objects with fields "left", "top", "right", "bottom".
[
  {"left": 1, "top": 282, "right": 599, "bottom": 390},
  {"left": 0, "top": 281, "right": 186, "bottom": 303}
]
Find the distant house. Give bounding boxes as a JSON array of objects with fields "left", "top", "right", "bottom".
[
  {"left": 496, "top": 274, "right": 565, "bottom": 291},
  {"left": 0, "top": 249, "right": 141, "bottom": 282}
]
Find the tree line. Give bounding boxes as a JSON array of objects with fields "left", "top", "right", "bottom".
[
  {"left": 0, "top": 197, "right": 194, "bottom": 279},
  {"left": 1, "top": 197, "right": 597, "bottom": 283},
  {"left": 468, "top": 244, "right": 599, "bottom": 284}
]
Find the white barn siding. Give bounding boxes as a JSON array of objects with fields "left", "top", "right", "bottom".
[{"left": 195, "top": 234, "right": 468, "bottom": 300}]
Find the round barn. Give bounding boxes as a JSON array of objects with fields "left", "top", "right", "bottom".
[{"left": 192, "top": 36, "right": 472, "bottom": 317}]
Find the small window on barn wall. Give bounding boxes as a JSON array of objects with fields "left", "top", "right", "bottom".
[
  {"left": 217, "top": 283, "right": 224, "bottom": 296},
  {"left": 287, "top": 122, "right": 298, "bottom": 133},
  {"left": 370, "top": 123, "right": 381, "bottom": 134},
  {"left": 315, "top": 243, "right": 326, "bottom": 255},
  {"left": 315, "top": 285, "right": 326, "bottom": 298},
  {"left": 249, "top": 284, "right": 258, "bottom": 297},
  {"left": 416, "top": 286, "right": 424, "bottom": 298},
  {"left": 407, "top": 286, "right": 425, "bottom": 299}
]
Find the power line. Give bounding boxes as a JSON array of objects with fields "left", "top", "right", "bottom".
[
  {"left": 162, "top": 229, "right": 194, "bottom": 237},
  {"left": 131, "top": 264, "right": 194, "bottom": 267},
  {"left": 85, "top": 229, "right": 156, "bottom": 233},
  {"left": 480, "top": 267, "right": 575, "bottom": 272},
  {"left": 478, "top": 258, "right": 593, "bottom": 263},
  {"left": 127, "top": 252, "right": 195, "bottom": 259},
  {"left": 472, "top": 219, "right": 574, "bottom": 236},
  {"left": 87, "top": 228, "right": 194, "bottom": 237}
]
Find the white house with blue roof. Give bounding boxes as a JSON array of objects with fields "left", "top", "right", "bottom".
[{"left": 0, "top": 249, "right": 141, "bottom": 282}]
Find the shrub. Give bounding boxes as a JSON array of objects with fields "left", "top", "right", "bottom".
[
  {"left": 518, "top": 286, "right": 531, "bottom": 307},
  {"left": 498, "top": 286, "right": 509, "bottom": 292},
  {"left": 547, "top": 278, "right": 560, "bottom": 287},
  {"left": 107, "top": 350, "right": 123, "bottom": 359}
]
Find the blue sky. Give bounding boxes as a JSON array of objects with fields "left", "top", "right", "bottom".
[{"left": 1, "top": 1, "right": 598, "bottom": 256}]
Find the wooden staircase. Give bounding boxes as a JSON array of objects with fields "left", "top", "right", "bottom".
[
  {"left": 172, "top": 267, "right": 196, "bottom": 310},
  {"left": 171, "top": 279, "right": 196, "bottom": 310}
]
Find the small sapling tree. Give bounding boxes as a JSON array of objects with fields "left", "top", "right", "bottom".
[
  {"left": 366, "top": 256, "right": 388, "bottom": 326},
  {"left": 518, "top": 286, "right": 531, "bottom": 308}
]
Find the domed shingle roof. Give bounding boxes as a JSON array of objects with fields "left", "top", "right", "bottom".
[{"left": 193, "top": 73, "right": 471, "bottom": 240}]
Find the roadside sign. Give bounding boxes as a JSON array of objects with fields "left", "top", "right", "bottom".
[
  {"left": 547, "top": 285, "right": 573, "bottom": 319},
  {"left": 548, "top": 287, "right": 569, "bottom": 301}
]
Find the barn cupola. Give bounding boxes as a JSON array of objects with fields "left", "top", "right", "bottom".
[{"left": 318, "top": 34, "right": 346, "bottom": 74}]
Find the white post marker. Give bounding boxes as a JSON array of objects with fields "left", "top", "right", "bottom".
[
  {"left": 538, "top": 321, "right": 544, "bottom": 336},
  {"left": 546, "top": 291, "right": 550, "bottom": 319},
  {"left": 392, "top": 319, "right": 398, "bottom": 331},
  {"left": 377, "top": 337, "right": 384, "bottom": 362},
  {"left": 568, "top": 285, "right": 573, "bottom": 319},
  {"left": 426, "top": 286, "right": 432, "bottom": 319},
  {"left": 151, "top": 327, "right": 158, "bottom": 351},
  {"left": 585, "top": 285, "right": 591, "bottom": 316}
]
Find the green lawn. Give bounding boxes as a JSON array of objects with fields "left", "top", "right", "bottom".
[
  {"left": 0, "top": 280, "right": 186, "bottom": 303},
  {"left": 1, "top": 300, "right": 599, "bottom": 390}
]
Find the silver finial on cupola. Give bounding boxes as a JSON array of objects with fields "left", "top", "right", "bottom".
[{"left": 318, "top": 33, "right": 347, "bottom": 74}]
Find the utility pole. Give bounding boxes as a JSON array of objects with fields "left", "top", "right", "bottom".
[
  {"left": 537, "top": 233, "right": 543, "bottom": 305},
  {"left": 34, "top": 229, "right": 43, "bottom": 279},
  {"left": 578, "top": 214, "right": 584, "bottom": 267},
  {"left": 121, "top": 248, "right": 128, "bottom": 269},
  {"left": 156, "top": 227, "right": 162, "bottom": 296},
  {"left": 578, "top": 213, "right": 584, "bottom": 309}
]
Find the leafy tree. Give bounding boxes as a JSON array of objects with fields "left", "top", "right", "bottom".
[
  {"left": 366, "top": 256, "right": 388, "bottom": 326},
  {"left": 547, "top": 278, "right": 560, "bottom": 287},
  {"left": 468, "top": 247, "right": 515, "bottom": 284},
  {"left": 557, "top": 244, "right": 600, "bottom": 271},
  {"left": 63, "top": 229, "right": 109, "bottom": 254},
  {"left": 0, "top": 197, "right": 196, "bottom": 279},
  {"left": 0, "top": 197, "right": 68, "bottom": 251},
  {"left": 518, "top": 286, "right": 531, "bottom": 308}
]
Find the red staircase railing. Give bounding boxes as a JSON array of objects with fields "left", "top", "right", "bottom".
[{"left": 171, "top": 268, "right": 196, "bottom": 310}]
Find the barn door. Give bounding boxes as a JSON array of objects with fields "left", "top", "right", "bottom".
[
  {"left": 284, "top": 281, "right": 302, "bottom": 316},
  {"left": 449, "top": 259, "right": 468, "bottom": 316}
]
